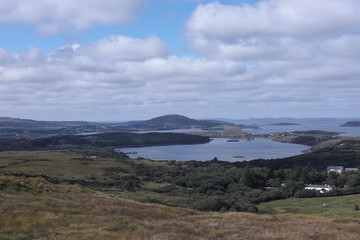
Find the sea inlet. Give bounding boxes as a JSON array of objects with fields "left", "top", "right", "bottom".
[{"left": 117, "top": 138, "right": 309, "bottom": 162}]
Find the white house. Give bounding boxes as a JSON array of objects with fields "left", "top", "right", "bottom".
[
  {"left": 327, "top": 166, "right": 344, "bottom": 174},
  {"left": 345, "top": 168, "right": 359, "bottom": 172},
  {"left": 305, "top": 184, "right": 332, "bottom": 193}
]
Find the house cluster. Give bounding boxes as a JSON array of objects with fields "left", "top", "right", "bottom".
[
  {"left": 326, "top": 166, "right": 358, "bottom": 174},
  {"left": 305, "top": 166, "right": 358, "bottom": 193},
  {"left": 304, "top": 184, "right": 332, "bottom": 193}
]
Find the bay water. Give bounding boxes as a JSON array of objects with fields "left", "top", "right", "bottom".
[
  {"left": 118, "top": 138, "right": 309, "bottom": 162},
  {"left": 117, "top": 118, "right": 360, "bottom": 162}
]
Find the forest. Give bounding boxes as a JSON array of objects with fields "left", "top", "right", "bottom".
[{"left": 0, "top": 132, "right": 210, "bottom": 151}]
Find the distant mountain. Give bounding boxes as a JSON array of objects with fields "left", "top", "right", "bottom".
[
  {"left": 0, "top": 114, "right": 255, "bottom": 136},
  {"left": 0, "top": 117, "right": 102, "bottom": 135},
  {"left": 341, "top": 121, "right": 360, "bottom": 127},
  {"left": 0, "top": 117, "right": 90, "bottom": 128},
  {"left": 270, "top": 123, "right": 300, "bottom": 126},
  {"left": 120, "top": 114, "right": 247, "bottom": 130}
]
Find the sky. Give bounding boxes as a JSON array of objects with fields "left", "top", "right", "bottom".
[{"left": 1, "top": 0, "right": 360, "bottom": 121}]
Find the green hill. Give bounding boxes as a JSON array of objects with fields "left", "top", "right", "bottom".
[{"left": 244, "top": 137, "right": 360, "bottom": 170}]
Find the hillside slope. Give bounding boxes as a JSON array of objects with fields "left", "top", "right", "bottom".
[{"left": 1, "top": 175, "right": 359, "bottom": 240}]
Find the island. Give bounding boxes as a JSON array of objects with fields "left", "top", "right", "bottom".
[{"left": 341, "top": 121, "right": 360, "bottom": 127}]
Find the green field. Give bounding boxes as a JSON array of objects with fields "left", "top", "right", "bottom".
[{"left": 259, "top": 194, "right": 360, "bottom": 221}]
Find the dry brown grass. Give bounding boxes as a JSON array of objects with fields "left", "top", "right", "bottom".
[
  {"left": 1, "top": 175, "right": 360, "bottom": 240},
  {"left": 0, "top": 150, "right": 132, "bottom": 180}
]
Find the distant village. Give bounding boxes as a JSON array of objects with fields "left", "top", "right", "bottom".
[{"left": 305, "top": 166, "right": 359, "bottom": 193}]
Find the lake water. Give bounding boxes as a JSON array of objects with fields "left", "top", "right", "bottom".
[
  {"left": 243, "top": 123, "right": 360, "bottom": 137},
  {"left": 238, "top": 118, "right": 360, "bottom": 137},
  {"left": 116, "top": 118, "right": 360, "bottom": 162},
  {"left": 117, "top": 138, "right": 309, "bottom": 162}
]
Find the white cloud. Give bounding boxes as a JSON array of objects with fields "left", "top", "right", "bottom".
[
  {"left": 86, "top": 35, "right": 170, "bottom": 61},
  {"left": 166, "top": 0, "right": 360, "bottom": 119},
  {"left": 2, "top": 36, "right": 358, "bottom": 120},
  {"left": 0, "top": 36, "right": 252, "bottom": 120},
  {"left": 185, "top": 0, "right": 360, "bottom": 60},
  {"left": 186, "top": 0, "right": 360, "bottom": 40},
  {"left": 0, "top": 0, "right": 146, "bottom": 34},
  {"left": 319, "top": 35, "right": 360, "bottom": 59},
  {"left": 0, "top": 48, "right": 15, "bottom": 64},
  {"left": 48, "top": 35, "right": 170, "bottom": 62}
]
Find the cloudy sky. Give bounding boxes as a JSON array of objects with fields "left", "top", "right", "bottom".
[{"left": 1, "top": 0, "right": 359, "bottom": 121}]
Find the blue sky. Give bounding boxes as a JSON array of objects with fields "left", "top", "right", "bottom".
[
  {"left": 0, "top": 0, "right": 255, "bottom": 53},
  {"left": 1, "top": 0, "right": 360, "bottom": 121}
]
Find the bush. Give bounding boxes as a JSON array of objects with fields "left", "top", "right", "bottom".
[
  {"left": 190, "top": 197, "right": 230, "bottom": 211},
  {"left": 294, "top": 189, "right": 321, "bottom": 198},
  {"left": 354, "top": 204, "right": 359, "bottom": 211},
  {"left": 229, "top": 201, "right": 258, "bottom": 213}
]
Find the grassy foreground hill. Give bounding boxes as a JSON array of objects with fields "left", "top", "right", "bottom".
[{"left": 1, "top": 175, "right": 360, "bottom": 240}]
